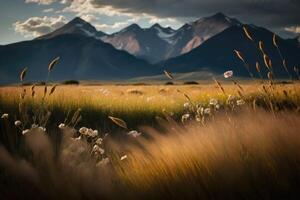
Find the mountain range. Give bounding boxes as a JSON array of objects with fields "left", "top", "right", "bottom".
[{"left": 0, "top": 13, "right": 299, "bottom": 84}]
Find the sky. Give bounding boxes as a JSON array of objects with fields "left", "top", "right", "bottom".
[{"left": 0, "top": 0, "right": 299, "bottom": 45}]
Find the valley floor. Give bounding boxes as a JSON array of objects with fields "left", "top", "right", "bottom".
[{"left": 0, "top": 82, "right": 300, "bottom": 199}]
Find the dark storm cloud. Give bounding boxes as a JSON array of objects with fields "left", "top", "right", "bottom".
[{"left": 89, "top": 0, "right": 299, "bottom": 30}]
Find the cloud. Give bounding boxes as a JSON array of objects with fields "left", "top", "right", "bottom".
[
  {"left": 25, "top": 0, "right": 56, "bottom": 5},
  {"left": 24, "top": 0, "right": 299, "bottom": 36},
  {"left": 14, "top": 16, "right": 67, "bottom": 37},
  {"left": 25, "top": 0, "right": 72, "bottom": 5},
  {"left": 43, "top": 8, "right": 54, "bottom": 13},
  {"left": 285, "top": 26, "right": 300, "bottom": 34}
]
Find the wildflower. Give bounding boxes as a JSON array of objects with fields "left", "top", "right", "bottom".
[
  {"left": 224, "top": 70, "right": 233, "bottom": 78},
  {"left": 95, "top": 138, "right": 103, "bottom": 145},
  {"left": 91, "top": 130, "right": 98, "bottom": 137},
  {"left": 1, "top": 113, "right": 8, "bottom": 119},
  {"left": 215, "top": 104, "right": 221, "bottom": 110},
  {"left": 237, "top": 99, "right": 246, "bottom": 106},
  {"left": 181, "top": 114, "right": 191, "bottom": 123},
  {"left": 79, "top": 127, "right": 88, "bottom": 134},
  {"left": 92, "top": 145, "right": 105, "bottom": 154},
  {"left": 120, "top": 155, "right": 127, "bottom": 161},
  {"left": 58, "top": 123, "right": 65, "bottom": 129},
  {"left": 127, "top": 130, "right": 142, "bottom": 138},
  {"left": 14, "top": 120, "right": 22, "bottom": 126},
  {"left": 38, "top": 127, "right": 46, "bottom": 132},
  {"left": 22, "top": 129, "right": 30, "bottom": 135},
  {"left": 209, "top": 98, "right": 218, "bottom": 106},
  {"left": 204, "top": 108, "right": 211, "bottom": 115},
  {"left": 31, "top": 124, "right": 38, "bottom": 129},
  {"left": 195, "top": 115, "right": 202, "bottom": 122},
  {"left": 79, "top": 127, "right": 98, "bottom": 137}
]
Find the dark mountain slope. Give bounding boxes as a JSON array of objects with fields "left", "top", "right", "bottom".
[
  {"left": 159, "top": 25, "right": 300, "bottom": 79},
  {"left": 0, "top": 34, "right": 155, "bottom": 84}
]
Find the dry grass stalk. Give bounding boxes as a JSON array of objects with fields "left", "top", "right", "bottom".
[
  {"left": 19, "top": 67, "right": 28, "bottom": 82},
  {"left": 48, "top": 57, "right": 60, "bottom": 72},
  {"left": 234, "top": 50, "right": 245, "bottom": 63},
  {"left": 109, "top": 116, "right": 128, "bottom": 129},
  {"left": 234, "top": 50, "right": 253, "bottom": 77},
  {"left": 263, "top": 54, "right": 272, "bottom": 70},
  {"left": 49, "top": 84, "right": 57, "bottom": 96},
  {"left": 164, "top": 70, "right": 174, "bottom": 80},
  {"left": 233, "top": 80, "right": 244, "bottom": 92},
  {"left": 43, "top": 86, "right": 47, "bottom": 97},
  {"left": 242, "top": 26, "right": 254, "bottom": 41},
  {"left": 213, "top": 78, "right": 226, "bottom": 95}
]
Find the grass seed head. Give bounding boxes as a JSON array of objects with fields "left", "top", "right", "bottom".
[
  {"left": 109, "top": 116, "right": 128, "bottom": 129},
  {"left": 20, "top": 67, "right": 28, "bottom": 82},
  {"left": 243, "top": 26, "right": 254, "bottom": 42},
  {"left": 48, "top": 57, "right": 60, "bottom": 72}
]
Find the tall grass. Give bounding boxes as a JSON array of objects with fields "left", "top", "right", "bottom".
[{"left": 0, "top": 109, "right": 300, "bottom": 199}]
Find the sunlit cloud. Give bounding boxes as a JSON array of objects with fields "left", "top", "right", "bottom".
[
  {"left": 42, "top": 8, "right": 54, "bottom": 13},
  {"left": 25, "top": 0, "right": 56, "bottom": 5},
  {"left": 14, "top": 16, "right": 67, "bottom": 38},
  {"left": 284, "top": 26, "right": 300, "bottom": 34}
]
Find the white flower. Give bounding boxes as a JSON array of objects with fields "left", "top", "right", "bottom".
[
  {"left": 38, "top": 127, "right": 46, "bottom": 132},
  {"left": 120, "top": 155, "right": 127, "bottom": 161},
  {"left": 127, "top": 130, "right": 142, "bottom": 138},
  {"left": 181, "top": 114, "right": 191, "bottom": 123},
  {"left": 14, "top": 120, "right": 22, "bottom": 126},
  {"left": 236, "top": 99, "right": 246, "bottom": 106},
  {"left": 1, "top": 113, "right": 8, "bottom": 119},
  {"left": 224, "top": 70, "right": 233, "bottom": 78},
  {"left": 31, "top": 124, "right": 38, "bottom": 129},
  {"left": 92, "top": 145, "right": 105, "bottom": 154},
  {"left": 204, "top": 108, "right": 211, "bottom": 115},
  {"left": 95, "top": 138, "right": 103, "bottom": 145},
  {"left": 79, "top": 127, "right": 98, "bottom": 137},
  {"left": 209, "top": 98, "right": 218, "bottom": 106},
  {"left": 215, "top": 104, "right": 221, "bottom": 110},
  {"left": 22, "top": 129, "right": 30, "bottom": 135},
  {"left": 79, "top": 127, "right": 88, "bottom": 134},
  {"left": 91, "top": 130, "right": 98, "bottom": 137},
  {"left": 58, "top": 123, "right": 65, "bottom": 129}
]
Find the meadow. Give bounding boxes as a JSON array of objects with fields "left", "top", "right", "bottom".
[
  {"left": 0, "top": 82, "right": 299, "bottom": 131},
  {"left": 0, "top": 80, "right": 300, "bottom": 199},
  {"left": 0, "top": 26, "right": 300, "bottom": 199}
]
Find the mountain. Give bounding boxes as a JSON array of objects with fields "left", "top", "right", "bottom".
[
  {"left": 0, "top": 34, "right": 156, "bottom": 84},
  {"left": 166, "top": 12, "right": 240, "bottom": 58},
  {"left": 37, "top": 17, "right": 107, "bottom": 40},
  {"left": 158, "top": 24, "right": 300, "bottom": 79},
  {"left": 102, "top": 12, "right": 240, "bottom": 63},
  {"left": 1, "top": 14, "right": 299, "bottom": 84},
  {"left": 102, "top": 23, "right": 176, "bottom": 63}
]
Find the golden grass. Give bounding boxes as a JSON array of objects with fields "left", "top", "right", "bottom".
[
  {"left": 115, "top": 110, "right": 300, "bottom": 199},
  {"left": 1, "top": 82, "right": 299, "bottom": 130},
  {"left": 1, "top": 109, "right": 300, "bottom": 199}
]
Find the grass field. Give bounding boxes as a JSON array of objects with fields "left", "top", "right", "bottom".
[
  {"left": 1, "top": 82, "right": 299, "bottom": 131},
  {"left": 0, "top": 80, "right": 300, "bottom": 199}
]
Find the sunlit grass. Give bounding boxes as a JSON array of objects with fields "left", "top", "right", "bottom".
[{"left": 1, "top": 82, "right": 299, "bottom": 130}]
